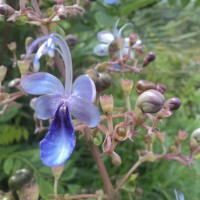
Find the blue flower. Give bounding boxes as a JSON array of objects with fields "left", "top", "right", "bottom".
[
  {"left": 93, "top": 19, "right": 141, "bottom": 58},
  {"left": 174, "top": 189, "right": 185, "bottom": 200},
  {"left": 21, "top": 33, "right": 100, "bottom": 167}
]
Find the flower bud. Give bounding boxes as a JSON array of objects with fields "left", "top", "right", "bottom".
[
  {"left": 85, "top": 69, "right": 112, "bottom": 92},
  {"left": 8, "top": 78, "right": 20, "bottom": 88},
  {"left": 0, "top": 4, "right": 15, "bottom": 16},
  {"left": 120, "top": 79, "right": 133, "bottom": 96},
  {"left": 91, "top": 131, "right": 103, "bottom": 146},
  {"left": 129, "top": 33, "right": 138, "bottom": 46},
  {"left": 8, "top": 169, "right": 34, "bottom": 191},
  {"left": 111, "top": 151, "right": 121, "bottom": 166},
  {"left": 142, "top": 52, "right": 156, "bottom": 68},
  {"left": 100, "top": 95, "right": 114, "bottom": 115},
  {"left": 17, "top": 60, "right": 31, "bottom": 76},
  {"left": 168, "top": 145, "right": 177, "bottom": 153},
  {"left": 114, "top": 122, "right": 127, "bottom": 141},
  {"left": 51, "top": 164, "right": 64, "bottom": 180},
  {"left": 191, "top": 128, "right": 200, "bottom": 144},
  {"left": 7, "top": 42, "right": 16, "bottom": 52},
  {"left": 135, "top": 89, "right": 165, "bottom": 114},
  {"left": 165, "top": 97, "right": 181, "bottom": 111},
  {"left": 0, "top": 65, "right": 7, "bottom": 81},
  {"left": 136, "top": 80, "right": 166, "bottom": 95},
  {"left": 178, "top": 130, "right": 188, "bottom": 142},
  {"left": 58, "top": 5, "right": 67, "bottom": 20},
  {"left": 66, "top": 34, "right": 77, "bottom": 47},
  {"left": 29, "top": 98, "right": 38, "bottom": 110}
]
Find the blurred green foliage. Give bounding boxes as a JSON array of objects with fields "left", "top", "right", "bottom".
[{"left": 0, "top": 0, "right": 200, "bottom": 199}]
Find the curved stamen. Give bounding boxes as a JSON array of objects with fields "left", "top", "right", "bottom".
[
  {"left": 117, "top": 23, "right": 133, "bottom": 38},
  {"left": 112, "top": 18, "right": 120, "bottom": 38}
]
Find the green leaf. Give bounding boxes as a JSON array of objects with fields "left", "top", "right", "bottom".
[
  {"left": 181, "top": 0, "right": 190, "bottom": 6},
  {"left": 0, "top": 108, "right": 19, "bottom": 123},
  {"left": 168, "top": 0, "right": 176, "bottom": 5},
  {"left": 95, "top": 11, "right": 115, "bottom": 26},
  {"left": 194, "top": 0, "right": 200, "bottom": 7},
  {"left": 38, "top": 178, "right": 53, "bottom": 200},
  {"left": 61, "top": 168, "right": 77, "bottom": 181},
  {"left": 67, "top": 184, "right": 81, "bottom": 194},
  {"left": 3, "top": 158, "right": 14, "bottom": 175}
]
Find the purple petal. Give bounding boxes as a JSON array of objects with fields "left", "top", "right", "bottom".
[
  {"left": 93, "top": 44, "right": 109, "bottom": 56},
  {"left": 69, "top": 95, "right": 100, "bottom": 127},
  {"left": 40, "top": 104, "right": 75, "bottom": 167},
  {"left": 97, "top": 31, "right": 114, "bottom": 44},
  {"left": 72, "top": 75, "right": 96, "bottom": 103},
  {"left": 35, "top": 94, "right": 63, "bottom": 120},
  {"left": 20, "top": 72, "right": 64, "bottom": 95}
]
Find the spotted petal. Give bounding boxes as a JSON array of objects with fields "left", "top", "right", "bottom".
[
  {"left": 69, "top": 95, "right": 100, "bottom": 127},
  {"left": 20, "top": 72, "right": 64, "bottom": 95},
  {"left": 72, "top": 75, "right": 96, "bottom": 103},
  {"left": 93, "top": 44, "right": 109, "bottom": 56},
  {"left": 35, "top": 94, "right": 63, "bottom": 120},
  {"left": 40, "top": 104, "right": 75, "bottom": 167},
  {"left": 97, "top": 31, "right": 114, "bottom": 44}
]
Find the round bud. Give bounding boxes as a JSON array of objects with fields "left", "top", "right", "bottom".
[
  {"left": 191, "top": 128, "right": 200, "bottom": 144},
  {"left": 66, "top": 35, "right": 77, "bottom": 47},
  {"left": 136, "top": 80, "right": 157, "bottom": 95},
  {"left": 114, "top": 122, "right": 127, "bottom": 141},
  {"left": 165, "top": 97, "right": 181, "bottom": 111},
  {"left": 135, "top": 89, "right": 165, "bottom": 114},
  {"left": 0, "top": 4, "right": 15, "bottom": 16},
  {"left": 111, "top": 152, "right": 121, "bottom": 166},
  {"left": 8, "top": 169, "right": 34, "bottom": 191},
  {"left": 142, "top": 52, "right": 156, "bottom": 67}
]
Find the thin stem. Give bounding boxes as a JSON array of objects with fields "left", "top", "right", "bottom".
[
  {"left": 64, "top": 194, "right": 103, "bottom": 200},
  {"left": 31, "top": 0, "right": 43, "bottom": 16},
  {"left": 20, "top": 0, "right": 25, "bottom": 12},
  {"left": 84, "top": 127, "right": 115, "bottom": 199},
  {"left": 107, "top": 115, "right": 113, "bottom": 135},
  {"left": 126, "top": 96, "right": 131, "bottom": 112},
  {"left": 115, "top": 159, "right": 142, "bottom": 192},
  {"left": 54, "top": 179, "right": 58, "bottom": 197}
]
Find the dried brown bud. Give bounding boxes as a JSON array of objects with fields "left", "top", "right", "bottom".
[
  {"left": 135, "top": 89, "right": 165, "bottom": 114},
  {"left": 100, "top": 95, "right": 114, "bottom": 115},
  {"left": 143, "top": 134, "right": 153, "bottom": 144},
  {"left": 0, "top": 4, "right": 15, "bottom": 16},
  {"left": 142, "top": 52, "right": 156, "bottom": 68},
  {"left": 136, "top": 80, "right": 166, "bottom": 95},
  {"left": 121, "top": 79, "right": 133, "bottom": 96},
  {"left": 165, "top": 97, "right": 181, "bottom": 111}
]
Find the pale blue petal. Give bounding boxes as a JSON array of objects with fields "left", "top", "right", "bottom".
[
  {"left": 68, "top": 95, "right": 100, "bottom": 127},
  {"left": 93, "top": 44, "right": 109, "bottom": 56},
  {"left": 104, "top": 0, "right": 117, "bottom": 4},
  {"left": 35, "top": 94, "right": 63, "bottom": 120},
  {"left": 97, "top": 31, "right": 114, "bottom": 44},
  {"left": 40, "top": 104, "right": 75, "bottom": 167},
  {"left": 72, "top": 75, "right": 96, "bottom": 103},
  {"left": 20, "top": 72, "right": 64, "bottom": 95}
]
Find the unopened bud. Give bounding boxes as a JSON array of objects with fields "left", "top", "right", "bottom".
[
  {"left": 100, "top": 95, "right": 114, "bottom": 115},
  {"left": 155, "top": 132, "right": 165, "bottom": 144},
  {"left": 29, "top": 98, "right": 38, "bottom": 110},
  {"left": 165, "top": 97, "right": 181, "bottom": 111},
  {"left": 66, "top": 35, "right": 77, "bottom": 46},
  {"left": 0, "top": 65, "right": 7, "bottom": 81},
  {"left": 85, "top": 69, "right": 112, "bottom": 92},
  {"left": 142, "top": 52, "right": 156, "bottom": 67},
  {"left": 114, "top": 122, "right": 127, "bottom": 141},
  {"left": 7, "top": 42, "right": 17, "bottom": 52},
  {"left": 91, "top": 131, "right": 103, "bottom": 146},
  {"left": 8, "top": 78, "right": 20, "bottom": 88},
  {"left": 17, "top": 60, "right": 31, "bottom": 76},
  {"left": 136, "top": 80, "right": 166, "bottom": 95},
  {"left": 168, "top": 145, "right": 177, "bottom": 153},
  {"left": 178, "top": 130, "right": 188, "bottom": 142},
  {"left": 0, "top": 4, "right": 15, "bottom": 16},
  {"left": 51, "top": 164, "right": 64, "bottom": 180},
  {"left": 135, "top": 89, "right": 165, "bottom": 114},
  {"left": 191, "top": 128, "right": 200, "bottom": 144},
  {"left": 111, "top": 151, "right": 121, "bottom": 166},
  {"left": 129, "top": 33, "right": 138, "bottom": 46},
  {"left": 120, "top": 79, "right": 133, "bottom": 96},
  {"left": 58, "top": 5, "right": 67, "bottom": 20}
]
